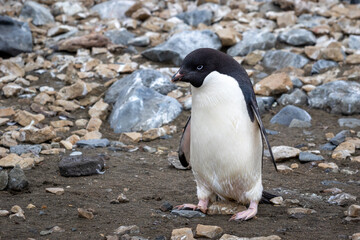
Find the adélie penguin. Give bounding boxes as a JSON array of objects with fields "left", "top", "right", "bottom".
[{"left": 171, "top": 48, "right": 277, "bottom": 221}]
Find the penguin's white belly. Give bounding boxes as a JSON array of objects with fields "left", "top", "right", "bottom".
[{"left": 190, "top": 71, "right": 263, "bottom": 203}]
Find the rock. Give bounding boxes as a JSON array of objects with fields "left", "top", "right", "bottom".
[
  {"left": 320, "top": 143, "right": 336, "bottom": 151},
  {"left": 299, "top": 152, "right": 324, "bottom": 162},
  {"left": 244, "top": 50, "right": 264, "bottom": 65},
  {"left": 19, "top": 126, "right": 57, "bottom": 144},
  {"left": 9, "top": 205, "right": 25, "bottom": 220},
  {"left": 46, "top": 187, "right": 64, "bottom": 195},
  {"left": 0, "top": 154, "right": 34, "bottom": 169},
  {"left": 142, "top": 125, "right": 176, "bottom": 141},
  {"left": 2, "top": 83, "right": 23, "bottom": 97},
  {"left": 270, "top": 105, "right": 311, "bottom": 127},
  {"left": 131, "top": 8, "right": 151, "bottom": 21},
  {"left": 105, "top": 29, "right": 136, "bottom": 46},
  {"left": 195, "top": 224, "right": 223, "bottom": 238},
  {"left": 53, "top": 1, "right": 86, "bottom": 16},
  {"left": 20, "top": 1, "right": 54, "bottom": 26},
  {"left": 78, "top": 208, "right": 94, "bottom": 220},
  {"left": 171, "top": 209, "right": 206, "bottom": 218},
  {"left": 332, "top": 141, "right": 355, "bottom": 160},
  {"left": 256, "top": 96, "right": 275, "bottom": 114},
  {"left": 346, "top": 204, "right": 360, "bottom": 217},
  {"left": 321, "top": 42, "right": 344, "bottom": 62},
  {"left": 160, "top": 201, "right": 173, "bottom": 212},
  {"left": 328, "top": 193, "right": 357, "bottom": 206},
  {"left": 142, "top": 30, "right": 221, "bottom": 66},
  {"left": 58, "top": 80, "right": 89, "bottom": 100},
  {"left": 349, "top": 35, "right": 360, "bottom": 50},
  {"left": 207, "top": 202, "right": 246, "bottom": 215},
  {"left": 114, "top": 225, "right": 140, "bottom": 235},
  {"left": 277, "top": 164, "right": 293, "bottom": 173},
  {"left": 270, "top": 196, "right": 284, "bottom": 205},
  {"left": 119, "top": 132, "right": 142, "bottom": 144},
  {"left": 168, "top": 152, "right": 188, "bottom": 170},
  {"left": 350, "top": 156, "right": 360, "bottom": 163},
  {"left": 54, "top": 100, "right": 81, "bottom": 111},
  {"left": 82, "top": 131, "right": 102, "bottom": 140},
  {"left": 76, "top": 139, "right": 110, "bottom": 148},
  {"left": 58, "top": 155, "right": 105, "bottom": 177},
  {"left": 254, "top": 72, "right": 293, "bottom": 96},
  {"left": 287, "top": 207, "right": 316, "bottom": 215},
  {"left": 86, "top": 117, "right": 102, "bottom": 132},
  {"left": 10, "top": 145, "right": 42, "bottom": 155},
  {"left": 88, "top": 99, "right": 109, "bottom": 120},
  {"left": 318, "top": 162, "right": 339, "bottom": 170},
  {"left": 272, "top": 146, "right": 301, "bottom": 161},
  {"left": 41, "top": 148, "right": 66, "bottom": 155},
  {"left": 215, "top": 28, "right": 237, "bottom": 47},
  {"left": 330, "top": 130, "right": 350, "bottom": 146},
  {"left": 176, "top": 10, "right": 213, "bottom": 27},
  {"left": 116, "top": 193, "right": 129, "bottom": 203},
  {"left": 0, "top": 107, "right": 16, "bottom": 117},
  {"left": 14, "top": 110, "right": 45, "bottom": 127},
  {"left": 227, "top": 30, "right": 276, "bottom": 57},
  {"left": 128, "top": 36, "right": 150, "bottom": 47},
  {"left": 278, "top": 29, "right": 316, "bottom": 46},
  {"left": 91, "top": 0, "right": 135, "bottom": 20},
  {"left": 0, "top": 16, "right": 32, "bottom": 57},
  {"left": 278, "top": 89, "right": 308, "bottom": 106},
  {"left": 262, "top": 50, "right": 309, "bottom": 71},
  {"left": 289, "top": 119, "right": 312, "bottom": 128},
  {"left": 56, "top": 33, "right": 110, "bottom": 52},
  {"left": 346, "top": 54, "right": 360, "bottom": 65},
  {"left": 171, "top": 228, "right": 195, "bottom": 240},
  {"left": 338, "top": 118, "right": 360, "bottom": 128},
  {"left": 7, "top": 164, "right": 29, "bottom": 191},
  {"left": 0, "top": 210, "right": 10, "bottom": 216},
  {"left": 311, "top": 60, "right": 338, "bottom": 75},
  {"left": 277, "top": 11, "right": 297, "bottom": 28},
  {"left": 50, "top": 120, "right": 74, "bottom": 128},
  {"left": 352, "top": 233, "right": 360, "bottom": 240},
  {"left": 0, "top": 171, "right": 8, "bottom": 190}
]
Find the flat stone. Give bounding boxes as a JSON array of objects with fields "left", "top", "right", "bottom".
[
  {"left": 10, "top": 145, "right": 42, "bottom": 155},
  {"left": 56, "top": 33, "right": 110, "bottom": 52},
  {"left": 328, "top": 193, "right": 357, "bottom": 206},
  {"left": 58, "top": 80, "right": 89, "bottom": 100},
  {"left": 176, "top": 9, "right": 213, "bottom": 27},
  {"left": 346, "top": 54, "right": 360, "bottom": 65},
  {"left": 171, "top": 228, "right": 195, "bottom": 240},
  {"left": 114, "top": 225, "right": 140, "bottom": 235},
  {"left": 287, "top": 207, "right": 316, "bottom": 215},
  {"left": 195, "top": 224, "right": 223, "bottom": 238},
  {"left": 0, "top": 171, "right": 8, "bottom": 190},
  {"left": 14, "top": 110, "right": 45, "bottom": 127},
  {"left": 332, "top": 141, "right": 355, "bottom": 160},
  {"left": 76, "top": 139, "right": 110, "bottom": 148},
  {"left": 277, "top": 164, "right": 293, "bottom": 173},
  {"left": 46, "top": 187, "right": 64, "bottom": 195},
  {"left": 2, "top": 83, "right": 23, "bottom": 98},
  {"left": 330, "top": 130, "right": 350, "bottom": 146},
  {"left": 86, "top": 117, "right": 102, "bottom": 132},
  {"left": 270, "top": 196, "right": 284, "bottom": 205},
  {"left": 58, "top": 155, "right": 105, "bottom": 177},
  {"left": 270, "top": 105, "right": 311, "bottom": 127},
  {"left": 338, "top": 118, "right": 360, "bottom": 128},
  {"left": 78, "top": 208, "right": 94, "bottom": 220},
  {"left": 272, "top": 146, "right": 301, "bottom": 161},
  {"left": 278, "top": 29, "right": 316, "bottom": 46},
  {"left": 20, "top": 1, "right": 54, "bottom": 26},
  {"left": 311, "top": 60, "right": 339, "bottom": 75},
  {"left": 19, "top": 126, "right": 57, "bottom": 144},
  {"left": 105, "top": 29, "right": 135, "bottom": 46},
  {"left": 142, "top": 126, "right": 176, "bottom": 141},
  {"left": 171, "top": 209, "right": 206, "bottom": 218},
  {"left": 215, "top": 28, "right": 237, "bottom": 47},
  {"left": 254, "top": 72, "right": 293, "bottom": 96},
  {"left": 262, "top": 50, "right": 309, "bottom": 71},
  {"left": 299, "top": 152, "right": 324, "bottom": 162},
  {"left": 0, "top": 154, "right": 34, "bottom": 169},
  {"left": 50, "top": 120, "right": 74, "bottom": 128},
  {"left": 91, "top": 0, "right": 135, "bottom": 20},
  {"left": 88, "top": 98, "right": 109, "bottom": 120},
  {"left": 318, "top": 162, "right": 339, "bottom": 170},
  {"left": 0, "top": 107, "right": 16, "bottom": 118},
  {"left": 7, "top": 164, "right": 29, "bottom": 191}
]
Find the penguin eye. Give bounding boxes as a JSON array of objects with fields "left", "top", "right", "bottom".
[{"left": 196, "top": 65, "right": 203, "bottom": 71}]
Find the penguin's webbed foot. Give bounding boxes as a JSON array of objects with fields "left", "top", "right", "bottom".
[{"left": 229, "top": 201, "right": 258, "bottom": 221}]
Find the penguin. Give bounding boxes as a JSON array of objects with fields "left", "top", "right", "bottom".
[{"left": 172, "top": 48, "right": 277, "bottom": 221}]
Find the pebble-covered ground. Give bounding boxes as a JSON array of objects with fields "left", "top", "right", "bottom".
[{"left": 0, "top": 0, "right": 360, "bottom": 239}]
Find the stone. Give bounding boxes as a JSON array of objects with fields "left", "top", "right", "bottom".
[
  {"left": 128, "top": 36, "right": 150, "bottom": 47},
  {"left": 352, "top": 233, "right": 360, "bottom": 240},
  {"left": 195, "top": 224, "right": 223, "bottom": 238},
  {"left": 332, "top": 141, "right": 355, "bottom": 160},
  {"left": 277, "top": 11, "right": 297, "bottom": 28},
  {"left": 88, "top": 99, "right": 109, "bottom": 120},
  {"left": 311, "top": 60, "right": 339, "bottom": 75},
  {"left": 56, "top": 33, "right": 110, "bottom": 52},
  {"left": 320, "top": 143, "right": 336, "bottom": 151},
  {"left": 0, "top": 107, "right": 15, "bottom": 117},
  {"left": 50, "top": 120, "right": 73, "bottom": 128},
  {"left": 227, "top": 30, "right": 276, "bottom": 57},
  {"left": 289, "top": 119, "right": 311, "bottom": 129},
  {"left": 41, "top": 148, "right": 66, "bottom": 155},
  {"left": 215, "top": 28, "right": 237, "bottom": 47},
  {"left": 262, "top": 50, "right": 309, "bottom": 71},
  {"left": 244, "top": 50, "right": 264, "bottom": 66},
  {"left": 349, "top": 35, "right": 360, "bottom": 50},
  {"left": 299, "top": 152, "right": 324, "bottom": 162},
  {"left": 278, "top": 89, "right": 308, "bottom": 106},
  {"left": 0, "top": 16, "right": 33, "bottom": 57},
  {"left": 47, "top": 25, "right": 77, "bottom": 38},
  {"left": 119, "top": 132, "right": 142, "bottom": 144},
  {"left": 0, "top": 171, "right": 8, "bottom": 190},
  {"left": 114, "top": 225, "right": 140, "bottom": 235},
  {"left": 46, "top": 187, "right": 64, "bottom": 195},
  {"left": 338, "top": 118, "right": 360, "bottom": 128},
  {"left": 58, "top": 155, "right": 105, "bottom": 177},
  {"left": 91, "top": 0, "right": 135, "bottom": 20},
  {"left": 0, "top": 210, "right": 10, "bottom": 217},
  {"left": 256, "top": 96, "right": 275, "bottom": 114},
  {"left": 20, "top": 1, "right": 54, "bottom": 26},
  {"left": 9, "top": 205, "right": 25, "bottom": 220},
  {"left": 346, "top": 54, "right": 360, "bottom": 65},
  {"left": 159, "top": 201, "right": 173, "bottom": 212},
  {"left": 10, "top": 145, "right": 42, "bottom": 155},
  {"left": 171, "top": 228, "right": 195, "bottom": 240},
  {"left": 318, "top": 162, "right": 339, "bottom": 170},
  {"left": 86, "top": 117, "right": 102, "bottom": 132},
  {"left": 54, "top": 100, "right": 81, "bottom": 111},
  {"left": 0, "top": 154, "right": 34, "bottom": 169},
  {"left": 254, "top": 72, "right": 292, "bottom": 96},
  {"left": 168, "top": 152, "right": 188, "bottom": 170},
  {"left": 142, "top": 126, "right": 176, "bottom": 141},
  {"left": 171, "top": 209, "right": 206, "bottom": 218},
  {"left": 58, "top": 80, "right": 89, "bottom": 100},
  {"left": 350, "top": 156, "right": 360, "bottom": 163},
  {"left": 14, "top": 110, "right": 45, "bottom": 127},
  {"left": 321, "top": 42, "right": 345, "bottom": 62},
  {"left": 131, "top": 8, "right": 151, "bottom": 21},
  {"left": 207, "top": 202, "right": 246, "bottom": 215},
  {"left": 105, "top": 29, "right": 135, "bottom": 46},
  {"left": 270, "top": 105, "right": 311, "bottom": 127},
  {"left": 270, "top": 196, "right": 284, "bottom": 205},
  {"left": 330, "top": 130, "right": 350, "bottom": 146},
  {"left": 347, "top": 204, "right": 360, "bottom": 217},
  {"left": 278, "top": 29, "right": 316, "bottom": 46},
  {"left": 277, "top": 164, "right": 293, "bottom": 173},
  {"left": 19, "top": 126, "right": 57, "bottom": 144},
  {"left": 142, "top": 30, "right": 221, "bottom": 66},
  {"left": 176, "top": 9, "right": 213, "bottom": 27},
  {"left": 2, "top": 83, "right": 23, "bottom": 97},
  {"left": 53, "top": 1, "right": 86, "bottom": 16},
  {"left": 78, "top": 208, "right": 94, "bottom": 220},
  {"left": 272, "top": 146, "right": 301, "bottom": 161},
  {"left": 7, "top": 164, "right": 29, "bottom": 191},
  {"left": 76, "top": 139, "right": 110, "bottom": 148},
  {"left": 287, "top": 207, "right": 316, "bottom": 215},
  {"left": 328, "top": 193, "right": 357, "bottom": 206},
  {"left": 82, "top": 131, "right": 102, "bottom": 140}
]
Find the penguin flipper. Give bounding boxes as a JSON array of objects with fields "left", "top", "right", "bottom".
[
  {"left": 178, "top": 116, "right": 191, "bottom": 168},
  {"left": 250, "top": 101, "right": 277, "bottom": 171}
]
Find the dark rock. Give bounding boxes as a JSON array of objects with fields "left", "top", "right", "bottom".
[
  {"left": 76, "top": 139, "right": 110, "bottom": 148},
  {"left": 227, "top": 30, "right": 276, "bottom": 56},
  {"left": 160, "top": 201, "right": 173, "bottom": 212},
  {"left": 278, "top": 29, "right": 316, "bottom": 46},
  {"left": 320, "top": 143, "right": 337, "bottom": 151},
  {"left": 20, "top": 1, "right": 54, "bottom": 26},
  {"left": 299, "top": 152, "right": 324, "bottom": 162},
  {"left": 176, "top": 9, "right": 213, "bottom": 27},
  {"left": 277, "top": 89, "right": 308, "bottom": 106},
  {"left": 10, "top": 145, "right": 42, "bottom": 155},
  {"left": 91, "top": 0, "right": 135, "bottom": 20},
  {"left": 8, "top": 165, "right": 29, "bottom": 191},
  {"left": 291, "top": 78, "right": 303, "bottom": 88},
  {"left": 58, "top": 155, "right": 105, "bottom": 177},
  {"left": 308, "top": 81, "right": 360, "bottom": 115},
  {"left": 270, "top": 105, "right": 312, "bottom": 127},
  {"left": 348, "top": 35, "right": 360, "bottom": 50},
  {"left": 0, "top": 16, "right": 33, "bottom": 57},
  {"left": 142, "top": 30, "right": 221, "bottom": 66},
  {"left": 170, "top": 209, "right": 206, "bottom": 218},
  {"left": 256, "top": 96, "right": 275, "bottom": 114},
  {"left": 104, "top": 29, "right": 136, "bottom": 46},
  {"left": 311, "top": 60, "right": 339, "bottom": 75},
  {"left": 262, "top": 50, "right": 309, "bottom": 71},
  {"left": 330, "top": 130, "right": 350, "bottom": 146},
  {"left": 0, "top": 170, "right": 8, "bottom": 190},
  {"left": 338, "top": 118, "right": 360, "bottom": 128}
]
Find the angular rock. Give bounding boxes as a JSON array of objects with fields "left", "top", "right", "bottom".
[
  {"left": 171, "top": 209, "right": 206, "bottom": 218},
  {"left": 114, "top": 225, "right": 139, "bottom": 235},
  {"left": 195, "top": 224, "right": 223, "bottom": 238},
  {"left": 0, "top": 171, "right": 8, "bottom": 190},
  {"left": 14, "top": 110, "right": 45, "bottom": 127},
  {"left": 338, "top": 118, "right": 360, "bottom": 128},
  {"left": 105, "top": 29, "right": 135, "bottom": 45},
  {"left": 10, "top": 145, "right": 42, "bottom": 155},
  {"left": 321, "top": 42, "right": 344, "bottom": 62},
  {"left": 58, "top": 80, "right": 89, "bottom": 100},
  {"left": 330, "top": 130, "right": 350, "bottom": 146},
  {"left": 56, "top": 33, "right": 110, "bottom": 52},
  {"left": 262, "top": 50, "right": 309, "bottom": 71},
  {"left": 119, "top": 132, "right": 142, "bottom": 144},
  {"left": 78, "top": 208, "right": 94, "bottom": 220},
  {"left": 318, "top": 162, "right": 339, "bottom": 170},
  {"left": 46, "top": 187, "right": 64, "bottom": 195},
  {"left": 59, "top": 154, "right": 105, "bottom": 177},
  {"left": 142, "top": 30, "right": 221, "bottom": 66},
  {"left": 20, "top": 1, "right": 54, "bottom": 26},
  {"left": 76, "top": 139, "right": 110, "bottom": 148},
  {"left": 346, "top": 204, "right": 360, "bottom": 217},
  {"left": 332, "top": 141, "right": 355, "bottom": 160},
  {"left": 346, "top": 54, "right": 360, "bottom": 65},
  {"left": 311, "top": 60, "right": 338, "bottom": 75},
  {"left": 176, "top": 10, "right": 213, "bottom": 27},
  {"left": 254, "top": 72, "right": 293, "bottom": 96},
  {"left": 320, "top": 143, "right": 337, "bottom": 151},
  {"left": 2, "top": 83, "right": 23, "bottom": 97},
  {"left": 86, "top": 117, "right": 102, "bottom": 132},
  {"left": 50, "top": 120, "right": 73, "bottom": 128},
  {"left": 277, "top": 164, "right": 293, "bottom": 173},
  {"left": 19, "top": 126, "right": 56, "bottom": 144},
  {"left": 272, "top": 146, "right": 301, "bottom": 161},
  {"left": 278, "top": 29, "right": 316, "bottom": 46},
  {"left": 256, "top": 96, "right": 275, "bottom": 114},
  {"left": 88, "top": 99, "right": 109, "bottom": 120},
  {"left": 142, "top": 125, "right": 176, "bottom": 141},
  {"left": 128, "top": 36, "right": 150, "bottom": 47},
  {"left": 328, "top": 193, "right": 357, "bottom": 206},
  {"left": 215, "top": 28, "right": 237, "bottom": 47},
  {"left": 171, "top": 228, "right": 195, "bottom": 240},
  {"left": 277, "top": 11, "right": 297, "bottom": 28},
  {"left": 0, "top": 107, "right": 16, "bottom": 118},
  {"left": 352, "top": 233, "right": 360, "bottom": 240},
  {"left": 299, "top": 152, "right": 324, "bottom": 162},
  {"left": 0, "top": 154, "right": 34, "bottom": 169},
  {"left": 270, "top": 105, "right": 311, "bottom": 127},
  {"left": 9, "top": 205, "right": 25, "bottom": 220},
  {"left": 349, "top": 35, "right": 360, "bottom": 50},
  {"left": 0, "top": 210, "right": 10, "bottom": 217},
  {"left": 227, "top": 30, "right": 276, "bottom": 57},
  {"left": 91, "top": 0, "right": 135, "bottom": 20},
  {"left": 7, "top": 164, "right": 29, "bottom": 191},
  {"left": 278, "top": 89, "right": 308, "bottom": 106},
  {"left": 287, "top": 207, "right": 316, "bottom": 215}
]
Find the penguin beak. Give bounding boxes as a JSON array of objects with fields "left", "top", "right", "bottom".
[{"left": 171, "top": 69, "right": 184, "bottom": 82}]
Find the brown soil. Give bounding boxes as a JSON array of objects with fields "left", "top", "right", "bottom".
[{"left": 0, "top": 104, "right": 359, "bottom": 240}]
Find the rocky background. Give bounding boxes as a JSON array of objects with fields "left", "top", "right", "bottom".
[{"left": 0, "top": 0, "right": 359, "bottom": 239}]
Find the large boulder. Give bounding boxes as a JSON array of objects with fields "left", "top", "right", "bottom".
[
  {"left": 142, "top": 30, "right": 221, "bottom": 66},
  {"left": 270, "top": 105, "right": 311, "bottom": 127},
  {"left": 20, "top": 1, "right": 54, "bottom": 26},
  {"left": 0, "top": 16, "right": 32, "bottom": 57},
  {"left": 262, "top": 50, "right": 309, "bottom": 71}
]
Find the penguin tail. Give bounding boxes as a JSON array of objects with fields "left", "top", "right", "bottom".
[{"left": 260, "top": 191, "right": 278, "bottom": 204}]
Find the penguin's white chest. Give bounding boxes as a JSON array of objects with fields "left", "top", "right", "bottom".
[{"left": 190, "top": 71, "right": 263, "bottom": 203}]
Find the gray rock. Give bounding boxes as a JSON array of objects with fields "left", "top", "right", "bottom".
[
  {"left": 266, "top": 129, "right": 279, "bottom": 135},
  {"left": 91, "top": 0, "right": 134, "bottom": 20},
  {"left": 0, "top": 171, "right": 8, "bottom": 190},
  {"left": 176, "top": 9, "right": 213, "bottom": 27},
  {"left": 142, "top": 30, "right": 221, "bottom": 66},
  {"left": 20, "top": 1, "right": 54, "bottom": 26},
  {"left": 291, "top": 77, "right": 304, "bottom": 88},
  {"left": 328, "top": 193, "right": 357, "bottom": 206},
  {"left": 262, "top": 50, "right": 309, "bottom": 71},
  {"left": 171, "top": 209, "right": 206, "bottom": 218},
  {"left": 299, "top": 152, "right": 324, "bottom": 162},
  {"left": 259, "top": 2, "right": 282, "bottom": 13},
  {"left": 320, "top": 143, "right": 337, "bottom": 151},
  {"left": 76, "top": 139, "right": 110, "bottom": 148},
  {"left": 256, "top": 96, "right": 275, "bottom": 114},
  {"left": 296, "top": 14, "right": 327, "bottom": 28},
  {"left": 338, "top": 118, "right": 360, "bottom": 128},
  {"left": 330, "top": 130, "right": 350, "bottom": 146},
  {"left": 311, "top": 60, "right": 339, "bottom": 75},
  {"left": 8, "top": 165, "right": 29, "bottom": 191},
  {"left": 289, "top": 119, "right": 312, "bottom": 128},
  {"left": 270, "top": 105, "right": 312, "bottom": 127},
  {"left": 10, "top": 145, "right": 42, "bottom": 155},
  {"left": 278, "top": 89, "right": 308, "bottom": 106},
  {"left": 105, "top": 29, "right": 135, "bottom": 46},
  {"left": 308, "top": 81, "right": 360, "bottom": 115},
  {"left": 0, "top": 16, "right": 33, "bottom": 57},
  {"left": 348, "top": 35, "right": 360, "bottom": 50},
  {"left": 278, "top": 29, "right": 316, "bottom": 46},
  {"left": 105, "top": 69, "right": 176, "bottom": 101},
  {"left": 128, "top": 36, "right": 150, "bottom": 47},
  {"left": 227, "top": 30, "right": 276, "bottom": 56},
  {"left": 58, "top": 155, "right": 105, "bottom": 177}
]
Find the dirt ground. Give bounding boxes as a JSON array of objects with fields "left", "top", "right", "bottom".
[{"left": 0, "top": 102, "right": 359, "bottom": 240}]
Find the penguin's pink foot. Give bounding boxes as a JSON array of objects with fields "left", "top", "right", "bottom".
[
  {"left": 174, "top": 199, "right": 208, "bottom": 213},
  {"left": 229, "top": 201, "right": 258, "bottom": 221}
]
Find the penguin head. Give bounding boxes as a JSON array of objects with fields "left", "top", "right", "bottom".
[{"left": 172, "top": 48, "right": 238, "bottom": 88}]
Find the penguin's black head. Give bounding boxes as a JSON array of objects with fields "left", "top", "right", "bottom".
[{"left": 171, "top": 48, "right": 241, "bottom": 88}]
